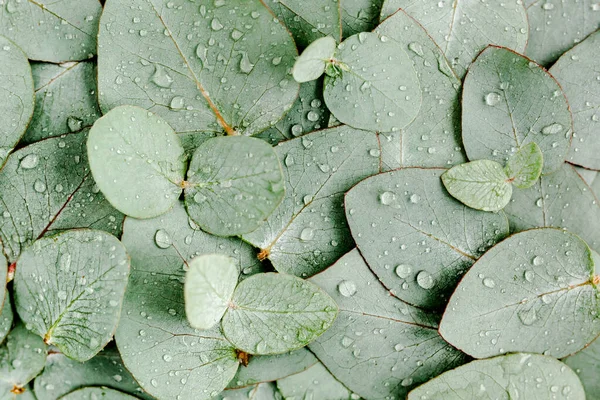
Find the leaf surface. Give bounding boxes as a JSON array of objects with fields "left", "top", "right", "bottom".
[
  {"left": 0, "top": 246, "right": 6, "bottom": 316},
  {"left": 505, "top": 142, "right": 544, "bottom": 189},
  {"left": 217, "top": 383, "right": 280, "bottom": 400},
  {"left": 292, "top": 36, "right": 337, "bottom": 83},
  {"left": 59, "top": 387, "right": 139, "bottom": 400},
  {"left": 563, "top": 334, "right": 600, "bottom": 398},
  {"left": 0, "top": 295, "right": 12, "bottom": 344},
  {"left": 340, "top": 0, "right": 384, "bottom": 38},
  {"left": 276, "top": 363, "right": 353, "bottom": 400}
]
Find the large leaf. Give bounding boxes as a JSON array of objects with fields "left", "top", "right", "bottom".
[
  {"left": 550, "top": 30, "right": 600, "bottom": 170},
  {"left": 184, "top": 136, "right": 285, "bottom": 236},
  {"left": 0, "top": 295, "right": 12, "bottom": 344},
  {"left": 14, "top": 229, "right": 130, "bottom": 361},
  {"left": 380, "top": 0, "right": 528, "bottom": 78},
  {"left": 340, "top": 0, "right": 384, "bottom": 38},
  {"left": 440, "top": 228, "right": 600, "bottom": 359},
  {"left": 324, "top": 31, "right": 422, "bottom": 133},
  {"left": 276, "top": 363, "right": 354, "bottom": 400},
  {"left": 243, "top": 126, "right": 379, "bottom": 277},
  {"left": 60, "top": 387, "right": 139, "bottom": 400},
  {"left": 375, "top": 9, "right": 465, "bottom": 170},
  {"left": 526, "top": 0, "right": 600, "bottom": 66},
  {"left": 0, "top": 0, "right": 101, "bottom": 62},
  {"left": 345, "top": 168, "right": 509, "bottom": 309},
  {"left": 407, "top": 353, "right": 585, "bottom": 400},
  {"left": 462, "top": 46, "right": 573, "bottom": 174},
  {"left": 563, "top": 336, "right": 600, "bottom": 398},
  {"left": 0, "top": 130, "right": 124, "bottom": 263},
  {"left": 308, "top": 250, "right": 468, "bottom": 399},
  {"left": 24, "top": 61, "right": 101, "bottom": 145},
  {"left": 222, "top": 273, "right": 338, "bottom": 355},
  {"left": 0, "top": 35, "right": 34, "bottom": 167},
  {"left": 98, "top": 0, "right": 299, "bottom": 137}
]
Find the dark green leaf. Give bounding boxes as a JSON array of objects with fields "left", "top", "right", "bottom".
[{"left": 505, "top": 142, "right": 544, "bottom": 189}]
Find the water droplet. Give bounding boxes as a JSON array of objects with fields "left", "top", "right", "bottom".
[
  {"left": 34, "top": 180, "right": 47, "bottom": 193},
  {"left": 154, "top": 229, "right": 172, "bottom": 249},
  {"left": 542, "top": 2, "right": 554, "bottom": 10},
  {"left": 408, "top": 42, "right": 424, "bottom": 56},
  {"left": 482, "top": 278, "right": 496, "bottom": 288},
  {"left": 395, "top": 264, "right": 412, "bottom": 279},
  {"left": 518, "top": 308, "right": 538, "bottom": 325},
  {"left": 151, "top": 64, "right": 173, "bottom": 88},
  {"left": 300, "top": 227, "right": 315, "bottom": 241},
  {"left": 307, "top": 110, "right": 319, "bottom": 122},
  {"left": 380, "top": 191, "right": 396, "bottom": 205},
  {"left": 170, "top": 96, "right": 185, "bottom": 109},
  {"left": 20, "top": 153, "right": 39, "bottom": 169},
  {"left": 67, "top": 116, "right": 83, "bottom": 132},
  {"left": 211, "top": 18, "right": 224, "bottom": 31},
  {"left": 485, "top": 92, "right": 501, "bottom": 106},
  {"left": 239, "top": 52, "right": 254, "bottom": 74},
  {"left": 163, "top": 354, "right": 173, "bottom": 362},
  {"left": 231, "top": 29, "right": 243, "bottom": 41},
  {"left": 532, "top": 256, "right": 544, "bottom": 266},
  {"left": 338, "top": 280, "right": 357, "bottom": 297},
  {"left": 542, "top": 123, "right": 563, "bottom": 135},
  {"left": 410, "top": 194, "right": 421, "bottom": 204},
  {"left": 394, "top": 343, "right": 405, "bottom": 352},
  {"left": 416, "top": 271, "right": 434, "bottom": 289},
  {"left": 291, "top": 124, "right": 303, "bottom": 137},
  {"left": 524, "top": 270, "right": 535, "bottom": 282},
  {"left": 255, "top": 341, "right": 266, "bottom": 353}
]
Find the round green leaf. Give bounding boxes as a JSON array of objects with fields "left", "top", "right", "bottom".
[
  {"left": 505, "top": 142, "right": 544, "bottom": 189},
  {"left": 292, "top": 36, "right": 337, "bottom": 83},
  {"left": 59, "top": 387, "right": 139, "bottom": 400},
  {"left": 0, "top": 35, "right": 34, "bottom": 167},
  {"left": 462, "top": 46, "right": 573, "bottom": 174},
  {"left": 440, "top": 228, "right": 600, "bottom": 359},
  {"left": 14, "top": 229, "right": 130, "bottom": 362},
  {"left": 184, "top": 136, "right": 285, "bottom": 237},
  {"left": 408, "top": 353, "right": 585, "bottom": 400},
  {"left": 185, "top": 254, "right": 238, "bottom": 330},
  {"left": 87, "top": 105, "right": 185, "bottom": 219},
  {"left": 442, "top": 160, "right": 513, "bottom": 212},
  {"left": 0, "top": 295, "right": 13, "bottom": 344},
  {"left": 324, "top": 31, "right": 421, "bottom": 132},
  {"left": 276, "top": 363, "right": 353, "bottom": 400},
  {"left": 98, "top": 0, "right": 299, "bottom": 137},
  {"left": 345, "top": 168, "right": 509, "bottom": 309},
  {"left": 222, "top": 273, "right": 338, "bottom": 355},
  {"left": 563, "top": 334, "right": 600, "bottom": 398}
]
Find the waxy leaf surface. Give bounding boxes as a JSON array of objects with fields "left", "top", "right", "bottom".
[{"left": 563, "top": 334, "right": 600, "bottom": 398}]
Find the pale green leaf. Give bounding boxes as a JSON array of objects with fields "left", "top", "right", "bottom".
[
  {"left": 340, "top": 0, "right": 384, "bottom": 38},
  {"left": 550, "top": 30, "right": 600, "bottom": 169},
  {"left": 184, "top": 136, "right": 285, "bottom": 236},
  {"left": 0, "top": 295, "right": 13, "bottom": 344},
  {"left": 563, "top": 334, "right": 600, "bottom": 398},
  {"left": 276, "top": 363, "right": 353, "bottom": 400},
  {"left": 292, "top": 36, "right": 337, "bottom": 83},
  {"left": 14, "top": 229, "right": 130, "bottom": 362},
  {"left": 440, "top": 228, "right": 600, "bottom": 359},
  {"left": 345, "top": 168, "right": 509, "bottom": 309},
  {"left": 217, "top": 383, "right": 280, "bottom": 400},
  {"left": 222, "top": 273, "right": 338, "bottom": 355},
  {"left": 442, "top": 160, "right": 513, "bottom": 212},
  {"left": 324, "top": 31, "right": 421, "bottom": 133},
  {"left": 407, "top": 353, "right": 585, "bottom": 400},
  {"left": 0, "top": 0, "right": 101, "bottom": 62},
  {"left": 185, "top": 254, "right": 238, "bottom": 330},
  {"left": 98, "top": 0, "right": 299, "bottom": 137},
  {"left": 242, "top": 126, "right": 379, "bottom": 277},
  {"left": 462, "top": 46, "right": 573, "bottom": 174},
  {"left": 87, "top": 105, "right": 185, "bottom": 219},
  {"left": 505, "top": 142, "right": 544, "bottom": 189},
  {"left": 308, "top": 250, "right": 468, "bottom": 399},
  {"left": 59, "top": 387, "right": 139, "bottom": 400}
]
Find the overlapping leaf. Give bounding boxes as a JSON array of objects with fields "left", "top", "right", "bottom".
[
  {"left": 563, "top": 336, "right": 600, "bottom": 398},
  {"left": 217, "top": 383, "right": 280, "bottom": 400},
  {"left": 276, "top": 363, "right": 354, "bottom": 399},
  {"left": 340, "top": 0, "right": 384, "bottom": 38}
]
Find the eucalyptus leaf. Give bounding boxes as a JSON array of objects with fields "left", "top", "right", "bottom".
[
  {"left": 14, "top": 230, "right": 129, "bottom": 361},
  {"left": 276, "top": 363, "right": 353, "bottom": 400},
  {"left": 442, "top": 160, "right": 513, "bottom": 212},
  {"left": 185, "top": 254, "right": 238, "bottom": 330},
  {"left": 505, "top": 142, "right": 544, "bottom": 189},
  {"left": 550, "top": 30, "right": 600, "bottom": 170},
  {"left": 292, "top": 36, "right": 337, "bottom": 83},
  {"left": 324, "top": 31, "right": 422, "bottom": 133},
  {"left": 0, "top": 295, "right": 13, "bottom": 344},
  {"left": 440, "top": 228, "right": 600, "bottom": 359},
  {"left": 59, "top": 387, "right": 139, "bottom": 400},
  {"left": 0, "top": 35, "right": 34, "bottom": 168},
  {"left": 407, "top": 353, "right": 585, "bottom": 400},
  {"left": 0, "top": 0, "right": 101, "bottom": 62},
  {"left": 563, "top": 335, "right": 600, "bottom": 398},
  {"left": 184, "top": 136, "right": 285, "bottom": 236},
  {"left": 462, "top": 46, "right": 573, "bottom": 174},
  {"left": 380, "top": 0, "right": 528, "bottom": 78},
  {"left": 222, "top": 273, "right": 338, "bottom": 355},
  {"left": 242, "top": 126, "right": 379, "bottom": 277},
  {"left": 98, "top": 0, "right": 299, "bottom": 136},
  {"left": 0, "top": 247, "right": 6, "bottom": 315},
  {"left": 217, "top": 383, "right": 280, "bottom": 400},
  {"left": 346, "top": 168, "right": 509, "bottom": 309},
  {"left": 340, "top": 0, "right": 384, "bottom": 38}
]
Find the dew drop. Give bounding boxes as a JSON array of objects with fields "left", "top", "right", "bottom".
[
  {"left": 416, "top": 271, "right": 434, "bottom": 289},
  {"left": 20, "top": 153, "right": 39, "bottom": 169},
  {"left": 154, "top": 229, "right": 172, "bottom": 249},
  {"left": 542, "top": 123, "right": 563, "bottom": 135},
  {"left": 485, "top": 92, "right": 501, "bottom": 106},
  {"left": 380, "top": 191, "right": 396, "bottom": 205},
  {"left": 395, "top": 264, "right": 412, "bottom": 279},
  {"left": 338, "top": 280, "right": 357, "bottom": 297},
  {"left": 300, "top": 228, "right": 315, "bottom": 241},
  {"left": 151, "top": 64, "right": 174, "bottom": 88}
]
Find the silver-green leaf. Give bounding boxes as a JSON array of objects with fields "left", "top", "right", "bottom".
[
  {"left": 505, "top": 142, "right": 544, "bottom": 189},
  {"left": 59, "top": 387, "right": 139, "bottom": 400},
  {"left": 0, "top": 295, "right": 12, "bottom": 344},
  {"left": 292, "top": 36, "right": 337, "bottom": 83},
  {"left": 341, "top": 0, "right": 384, "bottom": 38},
  {"left": 276, "top": 363, "right": 353, "bottom": 400},
  {"left": 563, "top": 334, "right": 600, "bottom": 398}
]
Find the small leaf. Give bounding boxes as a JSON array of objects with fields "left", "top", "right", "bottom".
[
  {"left": 0, "top": 295, "right": 13, "bottom": 344},
  {"left": 222, "top": 273, "right": 338, "bottom": 355},
  {"left": 276, "top": 363, "right": 352, "bottom": 399},
  {"left": 324, "top": 31, "right": 421, "bottom": 132},
  {"left": 407, "top": 353, "right": 585, "bottom": 400},
  {"left": 440, "top": 228, "right": 600, "bottom": 359},
  {"left": 442, "top": 160, "right": 512, "bottom": 212},
  {"left": 87, "top": 105, "right": 185, "bottom": 219},
  {"left": 563, "top": 333, "right": 600, "bottom": 398},
  {"left": 505, "top": 142, "right": 543, "bottom": 189},
  {"left": 14, "top": 229, "right": 130, "bottom": 362},
  {"left": 59, "top": 387, "right": 139, "bottom": 400},
  {"left": 292, "top": 36, "right": 337, "bottom": 83},
  {"left": 184, "top": 136, "right": 285, "bottom": 237},
  {"left": 185, "top": 254, "right": 238, "bottom": 330}
]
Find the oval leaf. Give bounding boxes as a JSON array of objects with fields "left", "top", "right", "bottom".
[
  {"left": 184, "top": 136, "right": 285, "bottom": 236},
  {"left": 14, "top": 229, "right": 130, "bottom": 361},
  {"left": 292, "top": 36, "right": 337, "bottom": 83},
  {"left": 563, "top": 335, "right": 600, "bottom": 398},
  {"left": 59, "top": 387, "right": 139, "bottom": 400},
  {"left": 440, "top": 228, "right": 600, "bottom": 359},
  {"left": 222, "top": 273, "right": 338, "bottom": 355},
  {"left": 88, "top": 105, "right": 185, "bottom": 219},
  {"left": 505, "top": 142, "right": 544, "bottom": 189},
  {"left": 462, "top": 46, "right": 573, "bottom": 174}
]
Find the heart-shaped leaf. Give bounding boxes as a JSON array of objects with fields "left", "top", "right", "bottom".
[
  {"left": 276, "top": 363, "right": 353, "bottom": 399},
  {"left": 308, "top": 250, "right": 468, "bottom": 399},
  {"left": 442, "top": 160, "right": 513, "bottom": 212},
  {"left": 0, "top": 35, "right": 34, "bottom": 168},
  {"left": 88, "top": 105, "right": 185, "bottom": 219},
  {"left": 380, "top": 0, "right": 528, "bottom": 78},
  {"left": 59, "top": 387, "right": 139, "bottom": 400},
  {"left": 407, "top": 353, "right": 585, "bottom": 400},
  {"left": 563, "top": 334, "right": 600, "bottom": 398},
  {"left": 184, "top": 136, "right": 285, "bottom": 236},
  {"left": 0, "top": 295, "right": 13, "bottom": 344},
  {"left": 462, "top": 46, "right": 573, "bottom": 174},
  {"left": 550, "top": 30, "right": 600, "bottom": 170},
  {"left": 340, "top": 0, "right": 384, "bottom": 38},
  {"left": 185, "top": 254, "right": 238, "bottom": 330},
  {"left": 222, "top": 273, "right": 338, "bottom": 355},
  {"left": 440, "top": 228, "right": 600, "bottom": 359},
  {"left": 505, "top": 142, "right": 544, "bottom": 189},
  {"left": 242, "top": 126, "right": 379, "bottom": 277},
  {"left": 324, "top": 31, "right": 422, "bottom": 133},
  {"left": 292, "top": 36, "right": 337, "bottom": 83},
  {"left": 14, "top": 229, "right": 130, "bottom": 361},
  {"left": 0, "top": 0, "right": 101, "bottom": 62},
  {"left": 345, "top": 168, "right": 509, "bottom": 309},
  {"left": 98, "top": 0, "right": 299, "bottom": 137}
]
